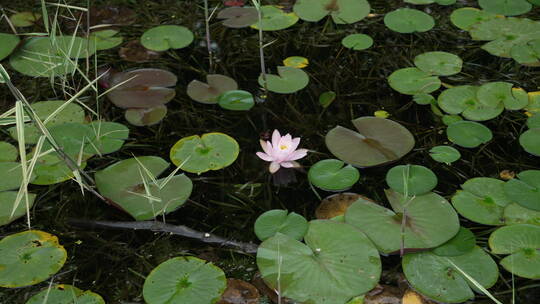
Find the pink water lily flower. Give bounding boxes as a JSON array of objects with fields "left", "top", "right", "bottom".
[{"left": 256, "top": 130, "right": 308, "bottom": 174}]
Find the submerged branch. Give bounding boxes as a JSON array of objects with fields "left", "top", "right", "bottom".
[{"left": 67, "top": 218, "right": 259, "bottom": 254}]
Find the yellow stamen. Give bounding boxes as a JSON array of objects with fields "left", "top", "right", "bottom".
[{"left": 280, "top": 145, "right": 288, "bottom": 150}]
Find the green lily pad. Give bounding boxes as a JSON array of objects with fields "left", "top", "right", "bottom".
[
  {"left": 452, "top": 177, "right": 511, "bottom": 225},
  {"left": 217, "top": 7, "right": 259, "bottom": 28},
  {"left": 143, "top": 257, "right": 227, "bottom": 304},
  {"left": 26, "top": 284, "right": 105, "bottom": 304},
  {"left": 520, "top": 128, "right": 540, "bottom": 156},
  {"left": 388, "top": 67, "right": 441, "bottom": 95},
  {"left": 254, "top": 209, "right": 308, "bottom": 241},
  {"left": 41, "top": 122, "right": 95, "bottom": 159},
  {"left": 479, "top": 0, "right": 532, "bottom": 16},
  {"left": 293, "top": 0, "right": 370, "bottom": 24},
  {"left": 437, "top": 85, "right": 504, "bottom": 121},
  {"left": 503, "top": 203, "right": 540, "bottom": 225},
  {"left": 504, "top": 170, "right": 540, "bottom": 211},
  {"left": 527, "top": 114, "right": 540, "bottom": 129},
  {"left": 386, "top": 164, "right": 438, "bottom": 196},
  {"left": 30, "top": 153, "right": 87, "bottom": 186},
  {"left": 477, "top": 82, "right": 529, "bottom": 110},
  {"left": 107, "top": 68, "right": 177, "bottom": 108},
  {"left": 258, "top": 66, "right": 309, "bottom": 94},
  {"left": 341, "top": 33, "right": 373, "bottom": 51},
  {"left": 319, "top": 91, "right": 337, "bottom": 108},
  {"left": 528, "top": 91, "right": 540, "bottom": 115},
  {"left": 10, "top": 36, "right": 95, "bottom": 77},
  {"left": 384, "top": 8, "right": 435, "bottom": 33},
  {"left": 95, "top": 156, "right": 193, "bottom": 220},
  {"left": 442, "top": 114, "right": 463, "bottom": 125},
  {"left": 125, "top": 105, "right": 168, "bottom": 127},
  {"left": 0, "top": 142, "right": 17, "bottom": 162},
  {"left": 257, "top": 220, "right": 381, "bottom": 303},
  {"left": 510, "top": 39, "right": 540, "bottom": 66},
  {"left": 0, "top": 33, "right": 20, "bottom": 61},
  {"left": 0, "top": 191, "right": 36, "bottom": 226},
  {"left": 406, "top": 0, "right": 456, "bottom": 4},
  {"left": 413, "top": 93, "right": 435, "bottom": 105},
  {"left": 0, "top": 230, "right": 67, "bottom": 287},
  {"left": 345, "top": 192, "right": 460, "bottom": 254},
  {"left": 141, "top": 25, "right": 194, "bottom": 51},
  {"left": 432, "top": 227, "right": 476, "bottom": 257},
  {"left": 89, "top": 29, "right": 123, "bottom": 51},
  {"left": 170, "top": 133, "right": 239, "bottom": 174},
  {"left": 218, "top": 90, "right": 255, "bottom": 111},
  {"left": 9, "top": 12, "right": 41, "bottom": 27},
  {"left": 250, "top": 6, "right": 299, "bottom": 31},
  {"left": 450, "top": 7, "right": 498, "bottom": 31},
  {"left": 429, "top": 145, "right": 461, "bottom": 164},
  {"left": 325, "top": 116, "right": 415, "bottom": 168},
  {"left": 402, "top": 246, "right": 499, "bottom": 303},
  {"left": 414, "top": 51, "right": 462, "bottom": 76},
  {"left": 84, "top": 121, "right": 129, "bottom": 155},
  {"left": 489, "top": 224, "right": 540, "bottom": 279},
  {"left": 0, "top": 162, "right": 34, "bottom": 191},
  {"left": 8, "top": 100, "right": 85, "bottom": 145},
  {"left": 446, "top": 121, "right": 493, "bottom": 148},
  {"left": 308, "top": 159, "right": 360, "bottom": 192},
  {"left": 187, "top": 74, "right": 238, "bottom": 104}
]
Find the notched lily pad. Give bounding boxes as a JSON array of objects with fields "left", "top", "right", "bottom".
[
  {"left": 141, "top": 25, "right": 194, "bottom": 51},
  {"left": 432, "top": 227, "right": 476, "bottom": 257},
  {"left": 89, "top": 29, "right": 123, "bottom": 51},
  {"left": 386, "top": 164, "right": 438, "bottom": 196},
  {"left": 187, "top": 74, "right": 238, "bottom": 104},
  {"left": 218, "top": 90, "right": 255, "bottom": 111},
  {"left": 217, "top": 7, "right": 258, "bottom": 28},
  {"left": 26, "top": 284, "right": 105, "bottom": 304},
  {"left": 388, "top": 67, "right": 441, "bottom": 95},
  {"left": 477, "top": 82, "right": 528, "bottom": 111},
  {"left": 429, "top": 145, "right": 461, "bottom": 164},
  {"left": 450, "top": 7, "right": 498, "bottom": 31},
  {"left": 342, "top": 33, "right": 373, "bottom": 51},
  {"left": 254, "top": 209, "right": 308, "bottom": 241},
  {"left": 250, "top": 5, "right": 299, "bottom": 31},
  {"left": 478, "top": 0, "right": 532, "bottom": 16},
  {"left": 258, "top": 66, "right": 309, "bottom": 94},
  {"left": 504, "top": 170, "right": 540, "bottom": 211},
  {"left": 325, "top": 116, "right": 415, "bottom": 168},
  {"left": 308, "top": 159, "right": 360, "bottom": 192},
  {"left": 294, "top": 0, "right": 370, "bottom": 24},
  {"left": 437, "top": 85, "right": 503, "bottom": 121},
  {"left": 414, "top": 51, "right": 462, "bottom": 76},
  {"left": 446, "top": 121, "right": 493, "bottom": 148},
  {"left": 125, "top": 105, "right": 167, "bottom": 126},
  {"left": 384, "top": 8, "right": 435, "bottom": 33}
]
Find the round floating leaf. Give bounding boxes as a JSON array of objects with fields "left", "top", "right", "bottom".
[
  {"left": 84, "top": 121, "right": 129, "bottom": 155},
  {"left": 452, "top": 177, "right": 511, "bottom": 225},
  {"left": 95, "top": 156, "right": 193, "bottom": 220},
  {"left": 345, "top": 192, "right": 460, "bottom": 254},
  {"left": 386, "top": 164, "right": 438, "bottom": 196},
  {"left": 170, "top": 133, "right": 239, "bottom": 174},
  {"left": 89, "top": 29, "right": 123, "bottom": 51},
  {"left": 511, "top": 39, "right": 540, "bottom": 66},
  {"left": 141, "top": 25, "right": 194, "bottom": 51},
  {"left": 527, "top": 114, "right": 540, "bottom": 129},
  {"left": 26, "top": 284, "right": 105, "bottom": 304},
  {"left": 442, "top": 114, "right": 463, "bottom": 125},
  {"left": 308, "top": 159, "right": 360, "bottom": 191},
  {"left": 316, "top": 193, "right": 366, "bottom": 219},
  {"left": 388, "top": 67, "right": 441, "bottom": 95},
  {"left": 479, "top": 0, "right": 532, "bottom": 16},
  {"left": 520, "top": 128, "right": 540, "bottom": 156},
  {"left": 218, "top": 279, "right": 260, "bottom": 304},
  {"left": 218, "top": 90, "right": 255, "bottom": 111},
  {"left": 319, "top": 91, "right": 337, "bottom": 108},
  {"left": 283, "top": 56, "right": 309, "bottom": 69},
  {"left": 414, "top": 51, "right": 462, "bottom": 76},
  {"left": 293, "top": 0, "right": 370, "bottom": 24},
  {"left": 10, "top": 36, "right": 95, "bottom": 77},
  {"left": 0, "top": 162, "right": 34, "bottom": 191},
  {"left": 325, "top": 116, "right": 415, "bottom": 168},
  {"left": 0, "top": 142, "right": 17, "bottom": 162},
  {"left": 489, "top": 224, "right": 540, "bottom": 279},
  {"left": 503, "top": 203, "right": 540, "bottom": 225},
  {"left": 504, "top": 170, "right": 540, "bottom": 211},
  {"left": 0, "top": 230, "right": 67, "bottom": 287},
  {"left": 187, "top": 74, "right": 238, "bottom": 104},
  {"left": 384, "top": 8, "right": 435, "bottom": 33},
  {"left": 446, "top": 121, "right": 493, "bottom": 148},
  {"left": 429, "top": 145, "right": 461, "bottom": 164},
  {"left": 341, "top": 34, "right": 373, "bottom": 50},
  {"left": 450, "top": 7, "right": 498, "bottom": 31},
  {"left": 477, "top": 82, "right": 528, "bottom": 110},
  {"left": 0, "top": 33, "right": 20, "bottom": 61},
  {"left": 257, "top": 220, "right": 381, "bottom": 304},
  {"left": 107, "top": 68, "right": 177, "bottom": 108},
  {"left": 8, "top": 100, "right": 85, "bottom": 145},
  {"left": 254, "top": 209, "right": 308, "bottom": 241},
  {"left": 143, "top": 257, "right": 227, "bottom": 304},
  {"left": 217, "top": 7, "right": 258, "bottom": 28},
  {"left": 250, "top": 6, "right": 299, "bottom": 31},
  {"left": 125, "top": 105, "right": 168, "bottom": 126},
  {"left": 413, "top": 93, "right": 435, "bottom": 105},
  {"left": 432, "top": 227, "right": 476, "bottom": 257},
  {"left": 40, "top": 122, "right": 94, "bottom": 159},
  {"left": 30, "top": 153, "right": 87, "bottom": 186},
  {"left": 258, "top": 66, "right": 309, "bottom": 94},
  {"left": 0, "top": 191, "right": 36, "bottom": 226},
  {"left": 437, "top": 85, "right": 503, "bottom": 121},
  {"left": 10, "top": 12, "right": 41, "bottom": 27},
  {"left": 402, "top": 246, "right": 499, "bottom": 303}
]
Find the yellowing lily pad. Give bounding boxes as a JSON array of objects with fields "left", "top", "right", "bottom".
[
  {"left": 0, "top": 230, "right": 67, "bottom": 287},
  {"left": 283, "top": 56, "right": 309, "bottom": 68},
  {"left": 141, "top": 25, "right": 194, "bottom": 51},
  {"left": 293, "top": 0, "right": 371, "bottom": 24},
  {"left": 258, "top": 66, "right": 309, "bottom": 94},
  {"left": 170, "top": 133, "right": 239, "bottom": 174}
]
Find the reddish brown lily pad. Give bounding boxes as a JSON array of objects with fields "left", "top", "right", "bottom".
[
  {"left": 217, "top": 7, "right": 258, "bottom": 28},
  {"left": 316, "top": 193, "right": 374, "bottom": 219},
  {"left": 125, "top": 105, "right": 167, "bottom": 126},
  {"left": 217, "top": 279, "right": 260, "bottom": 304},
  {"left": 64, "top": 6, "right": 136, "bottom": 31},
  {"left": 119, "top": 40, "right": 161, "bottom": 63},
  {"left": 107, "top": 68, "right": 177, "bottom": 108},
  {"left": 187, "top": 74, "right": 238, "bottom": 104},
  {"left": 250, "top": 272, "right": 294, "bottom": 304}
]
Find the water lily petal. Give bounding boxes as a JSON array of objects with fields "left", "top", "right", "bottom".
[
  {"left": 256, "top": 152, "right": 274, "bottom": 162},
  {"left": 289, "top": 137, "right": 301, "bottom": 151},
  {"left": 281, "top": 161, "right": 300, "bottom": 168},
  {"left": 280, "top": 134, "right": 293, "bottom": 148},
  {"left": 260, "top": 139, "right": 272, "bottom": 155},
  {"left": 271, "top": 129, "right": 281, "bottom": 148},
  {"left": 269, "top": 161, "right": 280, "bottom": 173},
  {"left": 286, "top": 148, "right": 308, "bottom": 161}
]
